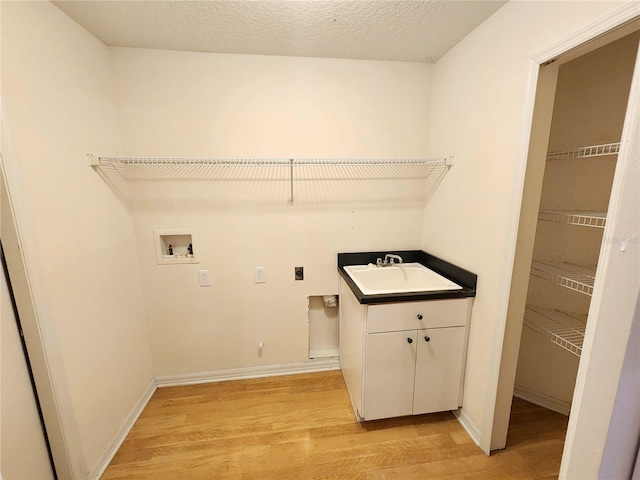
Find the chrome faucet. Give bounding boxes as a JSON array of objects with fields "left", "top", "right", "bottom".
[{"left": 376, "top": 254, "right": 403, "bottom": 267}]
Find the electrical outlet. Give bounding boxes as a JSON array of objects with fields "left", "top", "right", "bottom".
[
  {"left": 254, "top": 267, "right": 266, "bottom": 283},
  {"left": 295, "top": 266, "right": 304, "bottom": 281},
  {"left": 198, "top": 270, "right": 211, "bottom": 287}
]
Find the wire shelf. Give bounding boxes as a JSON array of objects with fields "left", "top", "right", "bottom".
[
  {"left": 523, "top": 306, "right": 587, "bottom": 357},
  {"left": 95, "top": 155, "right": 450, "bottom": 170},
  {"left": 538, "top": 209, "right": 607, "bottom": 228},
  {"left": 546, "top": 142, "right": 620, "bottom": 161},
  {"left": 90, "top": 155, "right": 452, "bottom": 205},
  {"left": 530, "top": 260, "right": 596, "bottom": 296}
]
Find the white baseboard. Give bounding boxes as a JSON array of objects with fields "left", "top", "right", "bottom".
[
  {"left": 154, "top": 358, "right": 341, "bottom": 387},
  {"left": 453, "top": 407, "right": 482, "bottom": 449},
  {"left": 513, "top": 385, "right": 571, "bottom": 416},
  {"left": 89, "top": 378, "right": 157, "bottom": 480}
]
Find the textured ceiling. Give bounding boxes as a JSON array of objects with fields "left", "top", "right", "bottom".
[{"left": 53, "top": 0, "right": 507, "bottom": 63}]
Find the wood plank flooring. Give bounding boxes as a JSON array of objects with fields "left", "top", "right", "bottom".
[{"left": 101, "top": 371, "right": 568, "bottom": 479}]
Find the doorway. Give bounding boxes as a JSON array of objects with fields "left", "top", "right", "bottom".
[
  {"left": 513, "top": 30, "right": 639, "bottom": 415},
  {"left": 493, "top": 16, "right": 640, "bottom": 478}
]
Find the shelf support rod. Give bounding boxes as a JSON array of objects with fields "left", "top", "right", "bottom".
[{"left": 289, "top": 159, "right": 295, "bottom": 206}]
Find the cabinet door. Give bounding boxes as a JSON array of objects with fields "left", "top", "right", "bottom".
[
  {"left": 413, "top": 327, "right": 465, "bottom": 415},
  {"left": 364, "top": 330, "right": 417, "bottom": 420}
]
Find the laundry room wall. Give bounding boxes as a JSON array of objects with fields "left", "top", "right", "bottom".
[{"left": 108, "top": 47, "right": 434, "bottom": 377}]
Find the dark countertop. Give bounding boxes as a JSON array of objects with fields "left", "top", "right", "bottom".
[{"left": 338, "top": 250, "right": 477, "bottom": 305}]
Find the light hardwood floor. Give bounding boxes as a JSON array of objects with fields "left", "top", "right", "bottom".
[{"left": 102, "top": 371, "right": 568, "bottom": 479}]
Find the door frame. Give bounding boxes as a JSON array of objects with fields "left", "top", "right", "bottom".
[
  {"left": 1, "top": 239, "right": 57, "bottom": 479},
  {"left": 1, "top": 126, "right": 84, "bottom": 477}
]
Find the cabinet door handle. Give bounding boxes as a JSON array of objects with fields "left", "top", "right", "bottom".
[
  {"left": 417, "top": 314, "right": 423, "bottom": 320},
  {"left": 407, "top": 337, "right": 413, "bottom": 344},
  {"left": 424, "top": 335, "right": 430, "bottom": 342}
]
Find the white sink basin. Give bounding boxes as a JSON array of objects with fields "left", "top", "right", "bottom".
[{"left": 343, "top": 262, "right": 463, "bottom": 295}]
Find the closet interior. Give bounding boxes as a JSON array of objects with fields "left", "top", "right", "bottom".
[{"left": 514, "top": 30, "right": 640, "bottom": 415}]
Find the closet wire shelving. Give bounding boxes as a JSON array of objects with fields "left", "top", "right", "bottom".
[
  {"left": 530, "top": 260, "right": 596, "bottom": 297},
  {"left": 538, "top": 209, "right": 606, "bottom": 228},
  {"left": 545, "top": 141, "right": 620, "bottom": 161},
  {"left": 536, "top": 142, "right": 616, "bottom": 229},
  {"left": 523, "top": 142, "right": 620, "bottom": 356},
  {"left": 523, "top": 306, "right": 587, "bottom": 357},
  {"left": 90, "top": 155, "right": 453, "bottom": 205},
  {"left": 525, "top": 257, "right": 595, "bottom": 356}
]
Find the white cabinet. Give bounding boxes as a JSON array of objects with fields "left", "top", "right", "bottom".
[{"left": 339, "top": 277, "right": 471, "bottom": 421}]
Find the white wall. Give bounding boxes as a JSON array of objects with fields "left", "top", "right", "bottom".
[
  {"left": 421, "top": 0, "right": 632, "bottom": 453},
  {"left": 108, "top": 48, "right": 433, "bottom": 377},
  {"left": 1, "top": 1, "right": 154, "bottom": 476}
]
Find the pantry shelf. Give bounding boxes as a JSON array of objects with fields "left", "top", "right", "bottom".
[
  {"left": 538, "top": 209, "right": 607, "bottom": 228},
  {"left": 546, "top": 142, "right": 620, "bottom": 161},
  {"left": 530, "top": 260, "right": 596, "bottom": 296},
  {"left": 523, "top": 306, "right": 587, "bottom": 357}
]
